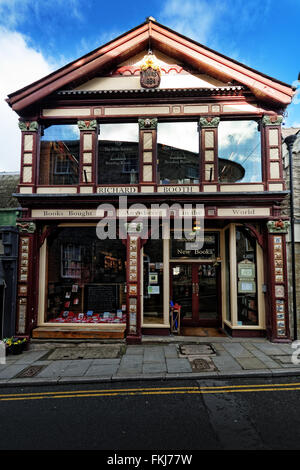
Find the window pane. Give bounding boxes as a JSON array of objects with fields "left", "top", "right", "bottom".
[
  {"left": 218, "top": 120, "right": 261, "bottom": 183},
  {"left": 46, "top": 228, "right": 126, "bottom": 324},
  {"left": 236, "top": 227, "right": 258, "bottom": 325},
  {"left": 40, "top": 125, "right": 80, "bottom": 185},
  {"left": 98, "top": 123, "right": 139, "bottom": 184},
  {"left": 143, "top": 239, "right": 164, "bottom": 324},
  {"left": 225, "top": 228, "right": 231, "bottom": 322},
  {"left": 157, "top": 122, "right": 199, "bottom": 184}
]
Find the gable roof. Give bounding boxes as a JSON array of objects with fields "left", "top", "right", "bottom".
[{"left": 6, "top": 18, "right": 294, "bottom": 113}]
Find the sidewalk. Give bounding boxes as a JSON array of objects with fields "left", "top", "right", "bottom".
[{"left": 0, "top": 336, "right": 299, "bottom": 387}]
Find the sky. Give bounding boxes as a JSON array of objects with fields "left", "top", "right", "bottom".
[{"left": 0, "top": 0, "right": 299, "bottom": 172}]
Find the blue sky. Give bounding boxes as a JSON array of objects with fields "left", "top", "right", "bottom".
[{"left": 0, "top": 0, "right": 299, "bottom": 171}]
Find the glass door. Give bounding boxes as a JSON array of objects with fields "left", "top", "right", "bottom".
[{"left": 171, "top": 263, "right": 220, "bottom": 326}]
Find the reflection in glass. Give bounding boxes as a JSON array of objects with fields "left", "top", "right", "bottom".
[
  {"left": 157, "top": 122, "right": 199, "bottom": 184},
  {"left": 236, "top": 227, "right": 258, "bottom": 325},
  {"left": 98, "top": 123, "right": 139, "bottom": 184},
  {"left": 40, "top": 125, "right": 80, "bottom": 185},
  {"left": 143, "top": 239, "right": 164, "bottom": 324},
  {"left": 218, "top": 120, "right": 261, "bottom": 183}
]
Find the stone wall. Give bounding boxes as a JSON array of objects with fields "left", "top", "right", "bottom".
[{"left": 282, "top": 131, "right": 300, "bottom": 339}]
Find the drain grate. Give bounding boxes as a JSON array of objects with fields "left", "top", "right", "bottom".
[
  {"left": 191, "top": 357, "right": 216, "bottom": 372},
  {"left": 179, "top": 343, "right": 215, "bottom": 356},
  {"left": 46, "top": 345, "right": 125, "bottom": 360},
  {"left": 16, "top": 365, "right": 44, "bottom": 378}
]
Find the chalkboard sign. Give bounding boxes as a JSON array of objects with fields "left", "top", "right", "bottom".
[{"left": 85, "top": 284, "right": 119, "bottom": 312}]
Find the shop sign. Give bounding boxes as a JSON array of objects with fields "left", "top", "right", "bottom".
[
  {"left": 171, "top": 232, "right": 219, "bottom": 259},
  {"left": 97, "top": 186, "right": 138, "bottom": 194},
  {"left": 217, "top": 208, "right": 270, "bottom": 217}
]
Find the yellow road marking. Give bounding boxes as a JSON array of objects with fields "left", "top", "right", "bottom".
[
  {"left": 1, "top": 384, "right": 300, "bottom": 402},
  {"left": 1, "top": 381, "right": 300, "bottom": 399}
]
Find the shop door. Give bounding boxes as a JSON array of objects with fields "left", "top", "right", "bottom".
[{"left": 171, "top": 263, "right": 220, "bottom": 326}]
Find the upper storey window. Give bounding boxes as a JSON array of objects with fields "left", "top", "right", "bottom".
[
  {"left": 98, "top": 123, "right": 139, "bottom": 185},
  {"left": 157, "top": 122, "right": 199, "bottom": 185},
  {"left": 40, "top": 125, "right": 80, "bottom": 185},
  {"left": 218, "top": 120, "right": 261, "bottom": 183}
]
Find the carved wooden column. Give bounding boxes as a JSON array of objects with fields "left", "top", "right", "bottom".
[
  {"left": 77, "top": 119, "right": 99, "bottom": 193},
  {"left": 266, "top": 220, "right": 290, "bottom": 342},
  {"left": 262, "top": 115, "right": 284, "bottom": 192},
  {"left": 138, "top": 118, "right": 157, "bottom": 191},
  {"left": 198, "top": 117, "right": 220, "bottom": 192},
  {"left": 126, "top": 233, "right": 142, "bottom": 344},
  {"left": 15, "top": 222, "right": 37, "bottom": 336},
  {"left": 18, "top": 120, "right": 40, "bottom": 193}
]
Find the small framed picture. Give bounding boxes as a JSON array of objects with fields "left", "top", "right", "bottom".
[
  {"left": 275, "top": 285, "right": 285, "bottom": 298},
  {"left": 149, "top": 273, "right": 158, "bottom": 284},
  {"left": 274, "top": 237, "right": 282, "bottom": 244},
  {"left": 129, "top": 285, "right": 137, "bottom": 295}
]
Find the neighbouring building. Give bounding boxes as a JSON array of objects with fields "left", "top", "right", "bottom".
[
  {"left": 282, "top": 128, "right": 300, "bottom": 338},
  {"left": 0, "top": 173, "right": 20, "bottom": 337},
  {"left": 6, "top": 19, "right": 295, "bottom": 343}
]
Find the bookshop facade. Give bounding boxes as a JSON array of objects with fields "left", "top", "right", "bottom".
[{"left": 7, "top": 19, "right": 294, "bottom": 342}]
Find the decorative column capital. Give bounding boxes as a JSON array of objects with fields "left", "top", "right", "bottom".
[
  {"left": 18, "top": 121, "right": 39, "bottom": 132},
  {"left": 77, "top": 119, "right": 98, "bottom": 131},
  {"left": 198, "top": 117, "right": 220, "bottom": 129},
  {"left": 16, "top": 222, "right": 36, "bottom": 234},
  {"left": 267, "top": 219, "right": 290, "bottom": 233},
  {"left": 262, "top": 115, "right": 283, "bottom": 127},
  {"left": 138, "top": 118, "right": 157, "bottom": 130}
]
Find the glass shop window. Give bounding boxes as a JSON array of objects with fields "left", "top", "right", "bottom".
[
  {"left": 225, "top": 228, "right": 231, "bottom": 322},
  {"left": 143, "top": 239, "right": 164, "bottom": 324},
  {"left": 236, "top": 227, "right": 258, "bottom": 326},
  {"left": 98, "top": 123, "right": 139, "bottom": 184},
  {"left": 46, "top": 227, "right": 127, "bottom": 324},
  {"left": 218, "top": 120, "right": 261, "bottom": 183},
  {"left": 40, "top": 125, "right": 80, "bottom": 185},
  {"left": 157, "top": 122, "right": 199, "bottom": 184}
]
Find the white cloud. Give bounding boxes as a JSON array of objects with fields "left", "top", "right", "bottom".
[
  {"left": 218, "top": 120, "right": 257, "bottom": 149},
  {"left": 159, "top": 0, "right": 223, "bottom": 44},
  {"left": 0, "top": 27, "right": 54, "bottom": 172}
]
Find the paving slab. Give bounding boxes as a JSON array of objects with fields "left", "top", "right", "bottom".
[
  {"left": 0, "top": 364, "right": 29, "bottom": 379},
  {"left": 212, "top": 354, "right": 243, "bottom": 371},
  {"left": 163, "top": 345, "right": 178, "bottom": 358},
  {"left": 125, "top": 346, "right": 144, "bottom": 356},
  {"left": 252, "top": 343, "right": 287, "bottom": 355},
  {"left": 35, "top": 360, "right": 70, "bottom": 378},
  {"left": 142, "top": 363, "right": 167, "bottom": 374},
  {"left": 91, "top": 358, "right": 121, "bottom": 365},
  {"left": 222, "top": 343, "right": 253, "bottom": 358},
  {"left": 59, "top": 359, "right": 93, "bottom": 377},
  {"left": 85, "top": 364, "right": 118, "bottom": 376},
  {"left": 166, "top": 358, "right": 192, "bottom": 373},
  {"left": 236, "top": 357, "right": 268, "bottom": 370},
  {"left": 12, "top": 350, "right": 49, "bottom": 364},
  {"left": 143, "top": 347, "right": 165, "bottom": 363}
]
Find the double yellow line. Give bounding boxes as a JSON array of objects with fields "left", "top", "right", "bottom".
[{"left": 1, "top": 382, "right": 300, "bottom": 402}]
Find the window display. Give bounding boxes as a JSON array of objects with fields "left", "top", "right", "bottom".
[
  {"left": 46, "top": 227, "right": 126, "bottom": 324},
  {"left": 143, "top": 239, "right": 164, "bottom": 324},
  {"left": 236, "top": 227, "right": 258, "bottom": 325}
]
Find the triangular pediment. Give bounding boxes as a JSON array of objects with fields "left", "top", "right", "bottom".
[
  {"left": 7, "top": 19, "right": 294, "bottom": 113},
  {"left": 75, "top": 49, "right": 231, "bottom": 92}
]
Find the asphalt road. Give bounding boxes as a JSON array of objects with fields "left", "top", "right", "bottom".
[{"left": 1, "top": 377, "right": 300, "bottom": 452}]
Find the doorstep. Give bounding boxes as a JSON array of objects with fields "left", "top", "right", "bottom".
[{"left": 32, "top": 325, "right": 126, "bottom": 340}]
